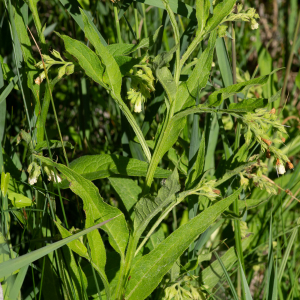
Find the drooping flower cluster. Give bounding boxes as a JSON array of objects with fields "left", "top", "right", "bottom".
[
  {"left": 27, "top": 162, "right": 62, "bottom": 185},
  {"left": 240, "top": 160, "right": 277, "bottom": 195},
  {"left": 163, "top": 276, "right": 206, "bottom": 300},
  {"left": 241, "top": 108, "right": 291, "bottom": 171},
  {"left": 127, "top": 58, "right": 155, "bottom": 113},
  {"left": 190, "top": 179, "right": 221, "bottom": 200},
  {"left": 225, "top": 5, "right": 260, "bottom": 30}
]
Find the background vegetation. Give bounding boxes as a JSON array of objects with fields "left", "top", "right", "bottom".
[{"left": 0, "top": 0, "right": 300, "bottom": 299}]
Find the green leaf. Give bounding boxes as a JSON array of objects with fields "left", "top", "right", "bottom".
[
  {"left": 175, "top": 30, "right": 217, "bottom": 112},
  {"left": 207, "top": 69, "right": 282, "bottom": 107},
  {"left": 60, "top": 154, "right": 171, "bottom": 186},
  {"left": 205, "top": 0, "right": 236, "bottom": 33},
  {"left": 114, "top": 56, "right": 141, "bottom": 76},
  {"left": 196, "top": 0, "right": 210, "bottom": 36},
  {"left": 35, "top": 156, "right": 129, "bottom": 257},
  {"left": 201, "top": 236, "right": 253, "bottom": 290},
  {"left": 107, "top": 26, "right": 163, "bottom": 56},
  {"left": 59, "top": 0, "right": 107, "bottom": 46},
  {"left": 156, "top": 66, "right": 177, "bottom": 103},
  {"left": 125, "top": 187, "right": 242, "bottom": 300},
  {"left": 214, "top": 251, "right": 239, "bottom": 300},
  {"left": 238, "top": 257, "right": 253, "bottom": 300},
  {"left": 228, "top": 98, "right": 268, "bottom": 112},
  {"left": 34, "top": 140, "right": 74, "bottom": 152},
  {"left": 57, "top": 32, "right": 106, "bottom": 85},
  {"left": 55, "top": 222, "right": 89, "bottom": 259},
  {"left": 215, "top": 160, "right": 258, "bottom": 187},
  {"left": 81, "top": 9, "right": 122, "bottom": 96},
  {"left": 135, "top": 0, "right": 196, "bottom": 20},
  {"left": 1, "top": 172, "right": 10, "bottom": 197},
  {"left": 7, "top": 190, "right": 32, "bottom": 208},
  {"left": 134, "top": 169, "right": 180, "bottom": 238},
  {"left": 109, "top": 177, "right": 142, "bottom": 221},
  {"left": 0, "top": 218, "right": 113, "bottom": 279},
  {"left": 186, "top": 132, "right": 205, "bottom": 189}
]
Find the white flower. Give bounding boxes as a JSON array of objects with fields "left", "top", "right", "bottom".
[
  {"left": 28, "top": 176, "right": 38, "bottom": 185},
  {"left": 278, "top": 164, "right": 286, "bottom": 175},
  {"left": 211, "top": 62, "right": 215, "bottom": 67},
  {"left": 251, "top": 20, "right": 259, "bottom": 30},
  {"left": 134, "top": 101, "right": 142, "bottom": 113}
]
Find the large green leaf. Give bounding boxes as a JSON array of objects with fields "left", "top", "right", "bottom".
[
  {"left": 134, "top": 169, "right": 180, "bottom": 238},
  {"left": 125, "top": 187, "right": 242, "bottom": 300},
  {"left": 59, "top": 154, "right": 171, "bottom": 187},
  {"left": 57, "top": 33, "right": 106, "bottom": 86},
  {"left": 175, "top": 30, "right": 217, "bottom": 112},
  {"left": 35, "top": 156, "right": 129, "bottom": 257},
  {"left": 81, "top": 9, "right": 122, "bottom": 96},
  {"left": 0, "top": 218, "right": 113, "bottom": 279}
]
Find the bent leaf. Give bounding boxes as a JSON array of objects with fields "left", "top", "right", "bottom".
[
  {"left": 125, "top": 187, "right": 242, "bottom": 300},
  {"left": 35, "top": 156, "right": 129, "bottom": 258},
  {"left": 81, "top": 9, "right": 122, "bottom": 96},
  {"left": 7, "top": 191, "right": 32, "bottom": 208},
  {"left": 57, "top": 33, "right": 106, "bottom": 87},
  {"left": 134, "top": 169, "right": 180, "bottom": 238}
]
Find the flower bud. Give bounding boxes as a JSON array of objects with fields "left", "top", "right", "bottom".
[
  {"left": 278, "top": 164, "right": 286, "bottom": 175},
  {"left": 27, "top": 162, "right": 41, "bottom": 185},
  {"left": 262, "top": 138, "right": 272, "bottom": 146}
]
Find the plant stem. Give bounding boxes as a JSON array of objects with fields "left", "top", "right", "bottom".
[
  {"left": 142, "top": 4, "right": 148, "bottom": 38},
  {"left": 161, "top": 0, "right": 180, "bottom": 84},
  {"left": 280, "top": 10, "right": 300, "bottom": 108},
  {"left": 27, "top": 0, "right": 47, "bottom": 53},
  {"left": 114, "top": 4, "right": 122, "bottom": 43},
  {"left": 134, "top": 3, "right": 140, "bottom": 56},
  {"left": 231, "top": 21, "right": 245, "bottom": 300}
]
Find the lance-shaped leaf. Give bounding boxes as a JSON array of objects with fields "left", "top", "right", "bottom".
[
  {"left": 81, "top": 9, "right": 122, "bottom": 97},
  {"left": 56, "top": 33, "right": 106, "bottom": 87},
  {"left": 207, "top": 69, "right": 282, "bottom": 107},
  {"left": 196, "top": 0, "right": 210, "bottom": 36},
  {"left": 107, "top": 26, "right": 163, "bottom": 56},
  {"left": 35, "top": 156, "right": 129, "bottom": 257},
  {"left": 205, "top": 0, "right": 236, "bottom": 33},
  {"left": 228, "top": 98, "right": 268, "bottom": 112},
  {"left": 175, "top": 30, "right": 217, "bottom": 112},
  {"left": 125, "top": 187, "right": 242, "bottom": 300},
  {"left": 156, "top": 66, "right": 177, "bottom": 103},
  {"left": 134, "top": 169, "right": 180, "bottom": 238},
  {"left": 57, "top": 154, "right": 171, "bottom": 189}
]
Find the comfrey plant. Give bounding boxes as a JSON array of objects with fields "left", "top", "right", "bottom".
[{"left": 1, "top": 0, "right": 293, "bottom": 300}]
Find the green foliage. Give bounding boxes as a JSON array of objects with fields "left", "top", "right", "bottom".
[{"left": 1, "top": 0, "right": 299, "bottom": 299}]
